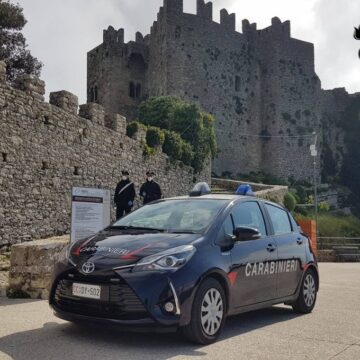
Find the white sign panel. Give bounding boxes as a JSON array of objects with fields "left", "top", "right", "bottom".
[{"left": 71, "top": 187, "right": 111, "bottom": 242}]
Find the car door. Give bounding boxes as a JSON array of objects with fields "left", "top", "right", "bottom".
[
  {"left": 264, "top": 203, "right": 305, "bottom": 298},
  {"left": 229, "top": 200, "right": 278, "bottom": 307}
]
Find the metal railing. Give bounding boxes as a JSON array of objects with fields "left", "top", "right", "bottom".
[{"left": 318, "top": 237, "right": 360, "bottom": 250}]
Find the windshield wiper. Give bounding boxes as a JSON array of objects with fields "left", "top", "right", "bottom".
[
  {"left": 168, "top": 230, "right": 199, "bottom": 234},
  {"left": 107, "top": 225, "right": 165, "bottom": 232}
]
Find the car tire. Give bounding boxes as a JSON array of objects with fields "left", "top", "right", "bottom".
[
  {"left": 181, "top": 278, "right": 226, "bottom": 345},
  {"left": 292, "top": 268, "right": 317, "bottom": 314}
]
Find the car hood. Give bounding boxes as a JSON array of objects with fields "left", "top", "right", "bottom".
[{"left": 70, "top": 230, "right": 201, "bottom": 268}]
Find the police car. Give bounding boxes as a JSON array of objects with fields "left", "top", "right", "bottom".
[{"left": 49, "top": 183, "right": 318, "bottom": 344}]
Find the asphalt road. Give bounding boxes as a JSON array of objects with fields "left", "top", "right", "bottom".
[{"left": 0, "top": 263, "right": 359, "bottom": 360}]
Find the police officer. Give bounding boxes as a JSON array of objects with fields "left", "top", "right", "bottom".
[
  {"left": 139, "top": 171, "right": 162, "bottom": 205},
  {"left": 114, "top": 170, "right": 136, "bottom": 219}
]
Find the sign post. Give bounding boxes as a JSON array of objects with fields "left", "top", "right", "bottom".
[{"left": 71, "top": 187, "right": 111, "bottom": 242}]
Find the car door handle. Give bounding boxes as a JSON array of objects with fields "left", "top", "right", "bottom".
[
  {"left": 296, "top": 238, "right": 304, "bottom": 245},
  {"left": 266, "top": 243, "right": 276, "bottom": 252}
]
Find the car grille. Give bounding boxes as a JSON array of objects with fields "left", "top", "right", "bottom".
[{"left": 53, "top": 274, "right": 148, "bottom": 320}]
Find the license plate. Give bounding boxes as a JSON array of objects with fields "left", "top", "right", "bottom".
[{"left": 72, "top": 283, "right": 101, "bottom": 300}]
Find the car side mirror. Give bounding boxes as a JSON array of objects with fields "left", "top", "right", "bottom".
[{"left": 234, "top": 227, "right": 261, "bottom": 241}]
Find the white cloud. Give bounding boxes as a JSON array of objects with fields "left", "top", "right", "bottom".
[{"left": 17, "top": 0, "right": 360, "bottom": 105}]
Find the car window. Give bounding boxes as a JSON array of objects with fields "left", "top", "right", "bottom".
[
  {"left": 232, "top": 202, "right": 267, "bottom": 236},
  {"left": 288, "top": 212, "right": 299, "bottom": 232},
  {"left": 113, "top": 199, "right": 228, "bottom": 233},
  {"left": 265, "top": 204, "right": 292, "bottom": 235},
  {"left": 223, "top": 214, "right": 234, "bottom": 235}
]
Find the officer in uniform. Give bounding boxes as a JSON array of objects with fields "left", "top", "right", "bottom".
[
  {"left": 139, "top": 171, "right": 162, "bottom": 205},
  {"left": 114, "top": 170, "right": 136, "bottom": 219}
]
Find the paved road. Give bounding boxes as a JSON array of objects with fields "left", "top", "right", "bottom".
[{"left": 0, "top": 263, "right": 359, "bottom": 360}]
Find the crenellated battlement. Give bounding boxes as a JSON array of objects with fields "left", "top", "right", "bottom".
[
  {"left": 103, "top": 26, "right": 124, "bottom": 45},
  {"left": 197, "top": 0, "right": 212, "bottom": 21},
  {"left": 242, "top": 19, "right": 257, "bottom": 34},
  {"left": 256, "top": 17, "right": 291, "bottom": 38},
  {"left": 220, "top": 8, "right": 236, "bottom": 32}
]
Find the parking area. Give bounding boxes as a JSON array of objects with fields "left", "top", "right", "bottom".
[{"left": 0, "top": 263, "right": 359, "bottom": 360}]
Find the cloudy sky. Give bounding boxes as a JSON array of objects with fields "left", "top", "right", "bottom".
[{"left": 18, "top": 0, "right": 360, "bottom": 104}]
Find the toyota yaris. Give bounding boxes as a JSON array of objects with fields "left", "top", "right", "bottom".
[{"left": 49, "top": 185, "right": 319, "bottom": 344}]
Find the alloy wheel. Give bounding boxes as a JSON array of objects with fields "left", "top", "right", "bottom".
[
  {"left": 200, "top": 288, "right": 224, "bottom": 336},
  {"left": 303, "top": 273, "right": 316, "bottom": 307}
]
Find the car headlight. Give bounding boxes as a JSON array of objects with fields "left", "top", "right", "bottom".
[{"left": 132, "top": 245, "right": 196, "bottom": 272}]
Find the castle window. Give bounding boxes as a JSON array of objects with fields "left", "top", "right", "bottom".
[
  {"left": 2, "top": 153, "right": 7, "bottom": 162},
  {"left": 235, "top": 76, "right": 241, "bottom": 92},
  {"left": 42, "top": 161, "right": 48, "bottom": 170},
  {"left": 129, "top": 82, "right": 135, "bottom": 98},
  {"left": 89, "top": 87, "right": 95, "bottom": 102},
  {"left": 136, "top": 83, "right": 141, "bottom": 98},
  {"left": 74, "top": 166, "right": 80, "bottom": 176},
  {"left": 94, "top": 86, "right": 98, "bottom": 102},
  {"left": 175, "top": 26, "right": 181, "bottom": 39}
]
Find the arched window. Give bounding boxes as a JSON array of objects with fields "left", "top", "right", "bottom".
[
  {"left": 136, "top": 83, "right": 141, "bottom": 98},
  {"left": 129, "top": 82, "right": 135, "bottom": 98}
]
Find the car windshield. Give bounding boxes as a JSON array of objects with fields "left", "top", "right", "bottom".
[{"left": 111, "top": 199, "right": 228, "bottom": 233}]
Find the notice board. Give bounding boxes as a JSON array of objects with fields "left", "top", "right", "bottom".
[{"left": 71, "top": 187, "right": 111, "bottom": 242}]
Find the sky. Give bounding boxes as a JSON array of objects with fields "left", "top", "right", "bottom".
[{"left": 17, "top": 0, "right": 360, "bottom": 104}]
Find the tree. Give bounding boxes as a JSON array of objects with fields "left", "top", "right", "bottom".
[
  {"left": 0, "top": 0, "right": 42, "bottom": 81},
  {"left": 138, "top": 96, "right": 218, "bottom": 173}
]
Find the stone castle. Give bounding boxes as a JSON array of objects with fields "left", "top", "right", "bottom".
[{"left": 87, "top": 0, "right": 360, "bottom": 181}]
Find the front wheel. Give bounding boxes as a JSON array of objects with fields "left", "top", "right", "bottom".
[
  {"left": 181, "top": 278, "right": 226, "bottom": 345},
  {"left": 292, "top": 268, "right": 317, "bottom": 314}
]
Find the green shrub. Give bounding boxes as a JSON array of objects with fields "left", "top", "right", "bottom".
[
  {"left": 162, "top": 130, "right": 183, "bottom": 160},
  {"left": 284, "top": 192, "right": 297, "bottom": 212},
  {"left": 146, "top": 126, "right": 165, "bottom": 148},
  {"left": 126, "top": 121, "right": 140, "bottom": 138},
  {"left": 181, "top": 142, "right": 194, "bottom": 166}
]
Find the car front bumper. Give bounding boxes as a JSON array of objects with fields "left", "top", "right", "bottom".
[{"left": 49, "top": 261, "right": 196, "bottom": 330}]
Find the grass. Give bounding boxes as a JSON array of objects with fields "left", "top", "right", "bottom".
[{"left": 295, "top": 212, "right": 360, "bottom": 238}]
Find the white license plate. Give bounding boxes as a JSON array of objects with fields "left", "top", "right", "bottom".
[{"left": 72, "top": 283, "right": 101, "bottom": 300}]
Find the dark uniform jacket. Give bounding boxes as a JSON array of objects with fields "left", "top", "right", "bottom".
[
  {"left": 114, "top": 179, "right": 135, "bottom": 206},
  {"left": 140, "top": 180, "right": 162, "bottom": 204}
]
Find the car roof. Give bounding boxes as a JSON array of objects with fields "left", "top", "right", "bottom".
[
  {"left": 162, "top": 194, "right": 284, "bottom": 209},
  {"left": 165, "top": 194, "right": 253, "bottom": 201}
]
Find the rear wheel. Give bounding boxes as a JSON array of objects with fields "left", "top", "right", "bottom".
[
  {"left": 292, "top": 268, "right": 317, "bottom": 314},
  {"left": 181, "top": 278, "right": 226, "bottom": 345}
]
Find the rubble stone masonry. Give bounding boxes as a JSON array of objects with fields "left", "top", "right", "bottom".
[{"left": 0, "top": 61, "right": 210, "bottom": 246}]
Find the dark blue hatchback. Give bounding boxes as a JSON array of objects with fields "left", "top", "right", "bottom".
[{"left": 49, "top": 186, "right": 318, "bottom": 344}]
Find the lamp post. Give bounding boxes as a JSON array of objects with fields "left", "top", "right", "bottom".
[{"left": 310, "top": 132, "right": 319, "bottom": 241}]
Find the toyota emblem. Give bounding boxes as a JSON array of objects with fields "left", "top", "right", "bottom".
[{"left": 82, "top": 262, "right": 95, "bottom": 274}]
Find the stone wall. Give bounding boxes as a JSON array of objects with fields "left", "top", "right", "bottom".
[
  {"left": 8, "top": 236, "right": 69, "bottom": 299},
  {"left": 212, "top": 178, "right": 288, "bottom": 204},
  {"left": 0, "top": 62, "right": 211, "bottom": 247}
]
